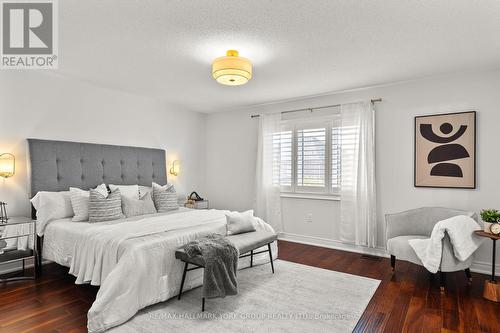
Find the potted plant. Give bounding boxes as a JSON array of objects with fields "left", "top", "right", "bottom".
[{"left": 480, "top": 209, "right": 500, "bottom": 233}]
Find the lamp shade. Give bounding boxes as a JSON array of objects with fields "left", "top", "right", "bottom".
[
  {"left": 212, "top": 50, "right": 252, "bottom": 86},
  {"left": 0, "top": 153, "right": 15, "bottom": 178}
]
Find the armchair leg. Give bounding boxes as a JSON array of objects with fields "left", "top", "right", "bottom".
[
  {"left": 465, "top": 268, "right": 472, "bottom": 285},
  {"left": 439, "top": 271, "right": 446, "bottom": 292},
  {"left": 390, "top": 255, "right": 396, "bottom": 272}
]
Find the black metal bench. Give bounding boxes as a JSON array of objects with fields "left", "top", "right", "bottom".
[{"left": 175, "top": 230, "right": 278, "bottom": 311}]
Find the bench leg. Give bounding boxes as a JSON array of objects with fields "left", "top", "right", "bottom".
[
  {"left": 268, "top": 243, "right": 274, "bottom": 274},
  {"left": 250, "top": 250, "right": 253, "bottom": 267},
  {"left": 465, "top": 268, "right": 472, "bottom": 285},
  {"left": 440, "top": 271, "right": 446, "bottom": 292},
  {"left": 178, "top": 262, "right": 188, "bottom": 300},
  {"left": 390, "top": 255, "right": 396, "bottom": 272},
  {"left": 202, "top": 297, "right": 205, "bottom": 312}
]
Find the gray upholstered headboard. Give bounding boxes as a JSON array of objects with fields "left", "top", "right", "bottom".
[{"left": 28, "top": 139, "right": 167, "bottom": 196}]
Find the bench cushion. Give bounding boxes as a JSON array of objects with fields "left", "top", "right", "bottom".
[{"left": 175, "top": 230, "right": 277, "bottom": 266}]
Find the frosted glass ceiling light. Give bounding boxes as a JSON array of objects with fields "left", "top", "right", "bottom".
[{"left": 212, "top": 50, "right": 252, "bottom": 86}]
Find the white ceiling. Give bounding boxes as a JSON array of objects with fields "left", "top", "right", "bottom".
[{"left": 58, "top": 0, "right": 500, "bottom": 113}]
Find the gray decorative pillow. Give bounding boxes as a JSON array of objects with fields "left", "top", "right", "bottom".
[
  {"left": 69, "top": 184, "right": 108, "bottom": 222},
  {"left": 152, "top": 182, "right": 179, "bottom": 212},
  {"left": 226, "top": 210, "right": 257, "bottom": 235},
  {"left": 122, "top": 192, "right": 157, "bottom": 218},
  {"left": 89, "top": 189, "right": 123, "bottom": 222}
]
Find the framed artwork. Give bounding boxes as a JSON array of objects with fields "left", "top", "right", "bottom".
[{"left": 414, "top": 111, "right": 476, "bottom": 189}]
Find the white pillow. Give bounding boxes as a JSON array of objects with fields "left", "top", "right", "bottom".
[
  {"left": 30, "top": 191, "right": 73, "bottom": 235},
  {"left": 122, "top": 192, "right": 157, "bottom": 218},
  {"left": 109, "top": 184, "right": 140, "bottom": 200},
  {"left": 225, "top": 210, "right": 257, "bottom": 235},
  {"left": 69, "top": 184, "right": 108, "bottom": 222},
  {"left": 139, "top": 186, "right": 152, "bottom": 199}
]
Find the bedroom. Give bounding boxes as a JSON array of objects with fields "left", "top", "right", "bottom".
[{"left": 0, "top": 1, "right": 499, "bottom": 332}]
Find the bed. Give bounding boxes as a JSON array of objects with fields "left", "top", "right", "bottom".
[{"left": 27, "top": 139, "right": 277, "bottom": 332}]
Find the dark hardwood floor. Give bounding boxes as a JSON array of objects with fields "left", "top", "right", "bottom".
[{"left": 1, "top": 240, "right": 498, "bottom": 333}]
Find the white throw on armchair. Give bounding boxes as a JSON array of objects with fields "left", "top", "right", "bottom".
[{"left": 385, "top": 207, "right": 479, "bottom": 290}]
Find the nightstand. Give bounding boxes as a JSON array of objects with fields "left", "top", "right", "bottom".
[
  {"left": 185, "top": 200, "right": 209, "bottom": 209},
  {"left": 0, "top": 217, "right": 38, "bottom": 282}
]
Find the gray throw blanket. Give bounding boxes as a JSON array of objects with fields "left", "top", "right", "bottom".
[{"left": 184, "top": 234, "right": 239, "bottom": 298}]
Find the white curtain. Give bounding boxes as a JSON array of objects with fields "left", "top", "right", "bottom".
[
  {"left": 339, "top": 101, "right": 377, "bottom": 248},
  {"left": 254, "top": 113, "right": 283, "bottom": 232}
]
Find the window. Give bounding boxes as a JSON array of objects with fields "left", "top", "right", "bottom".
[{"left": 273, "top": 118, "right": 342, "bottom": 195}]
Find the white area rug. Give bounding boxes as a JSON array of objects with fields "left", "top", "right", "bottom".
[{"left": 111, "top": 260, "right": 380, "bottom": 333}]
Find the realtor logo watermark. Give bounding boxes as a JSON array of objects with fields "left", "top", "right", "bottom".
[{"left": 1, "top": 0, "right": 58, "bottom": 69}]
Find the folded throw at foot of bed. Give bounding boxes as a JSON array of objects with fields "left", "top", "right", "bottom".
[{"left": 184, "top": 234, "right": 239, "bottom": 298}]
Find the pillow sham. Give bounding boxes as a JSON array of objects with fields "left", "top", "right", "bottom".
[
  {"left": 30, "top": 191, "right": 73, "bottom": 235},
  {"left": 109, "top": 184, "right": 140, "bottom": 200},
  {"left": 152, "top": 182, "right": 179, "bottom": 212},
  {"left": 69, "top": 184, "right": 108, "bottom": 222},
  {"left": 121, "top": 192, "right": 157, "bottom": 218},
  {"left": 139, "top": 186, "right": 152, "bottom": 199},
  {"left": 226, "top": 210, "right": 257, "bottom": 235},
  {"left": 89, "top": 189, "right": 123, "bottom": 222}
]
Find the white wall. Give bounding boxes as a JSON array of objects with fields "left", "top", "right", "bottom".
[
  {"left": 0, "top": 71, "right": 206, "bottom": 217},
  {"left": 205, "top": 69, "right": 500, "bottom": 274}
]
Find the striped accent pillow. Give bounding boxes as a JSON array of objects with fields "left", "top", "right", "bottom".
[
  {"left": 70, "top": 184, "right": 108, "bottom": 222},
  {"left": 152, "top": 182, "right": 179, "bottom": 212},
  {"left": 89, "top": 189, "right": 123, "bottom": 222}
]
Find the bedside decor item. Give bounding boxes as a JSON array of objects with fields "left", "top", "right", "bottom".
[
  {"left": 490, "top": 223, "right": 500, "bottom": 235},
  {"left": 185, "top": 191, "right": 209, "bottom": 209},
  {"left": 169, "top": 160, "right": 180, "bottom": 176},
  {"left": 212, "top": 50, "right": 252, "bottom": 86},
  {"left": 473, "top": 230, "right": 500, "bottom": 302},
  {"left": 480, "top": 209, "right": 500, "bottom": 233},
  {"left": 0, "top": 153, "right": 15, "bottom": 178},
  {"left": 414, "top": 111, "right": 475, "bottom": 188},
  {"left": 0, "top": 201, "right": 8, "bottom": 223}
]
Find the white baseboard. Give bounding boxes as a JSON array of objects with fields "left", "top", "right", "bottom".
[
  {"left": 279, "top": 232, "right": 389, "bottom": 258},
  {"left": 278, "top": 232, "right": 499, "bottom": 277},
  {"left": 469, "top": 260, "right": 500, "bottom": 277}
]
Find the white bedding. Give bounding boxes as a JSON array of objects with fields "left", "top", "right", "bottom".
[
  {"left": 42, "top": 208, "right": 192, "bottom": 267},
  {"left": 42, "top": 208, "right": 277, "bottom": 333}
]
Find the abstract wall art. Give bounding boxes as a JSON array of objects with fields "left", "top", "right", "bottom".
[{"left": 414, "top": 111, "right": 476, "bottom": 188}]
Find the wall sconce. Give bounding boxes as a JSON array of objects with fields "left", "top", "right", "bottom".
[
  {"left": 169, "top": 160, "right": 180, "bottom": 176},
  {"left": 0, "top": 153, "right": 15, "bottom": 178}
]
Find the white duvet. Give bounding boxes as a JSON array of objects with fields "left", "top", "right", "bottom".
[{"left": 43, "top": 208, "right": 277, "bottom": 333}]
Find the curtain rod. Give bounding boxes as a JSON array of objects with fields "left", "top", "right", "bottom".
[{"left": 250, "top": 98, "right": 383, "bottom": 118}]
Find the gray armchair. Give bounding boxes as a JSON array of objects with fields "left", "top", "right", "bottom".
[{"left": 385, "top": 207, "right": 479, "bottom": 290}]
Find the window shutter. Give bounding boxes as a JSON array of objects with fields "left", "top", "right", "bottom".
[
  {"left": 331, "top": 126, "right": 341, "bottom": 190},
  {"left": 272, "top": 131, "right": 292, "bottom": 186},
  {"left": 297, "top": 127, "right": 326, "bottom": 187}
]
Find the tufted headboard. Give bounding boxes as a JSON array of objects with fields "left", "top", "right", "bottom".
[{"left": 28, "top": 139, "right": 167, "bottom": 196}]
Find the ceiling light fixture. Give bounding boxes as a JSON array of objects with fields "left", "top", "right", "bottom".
[{"left": 212, "top": 50, "right": 252, "bottom": 86}]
